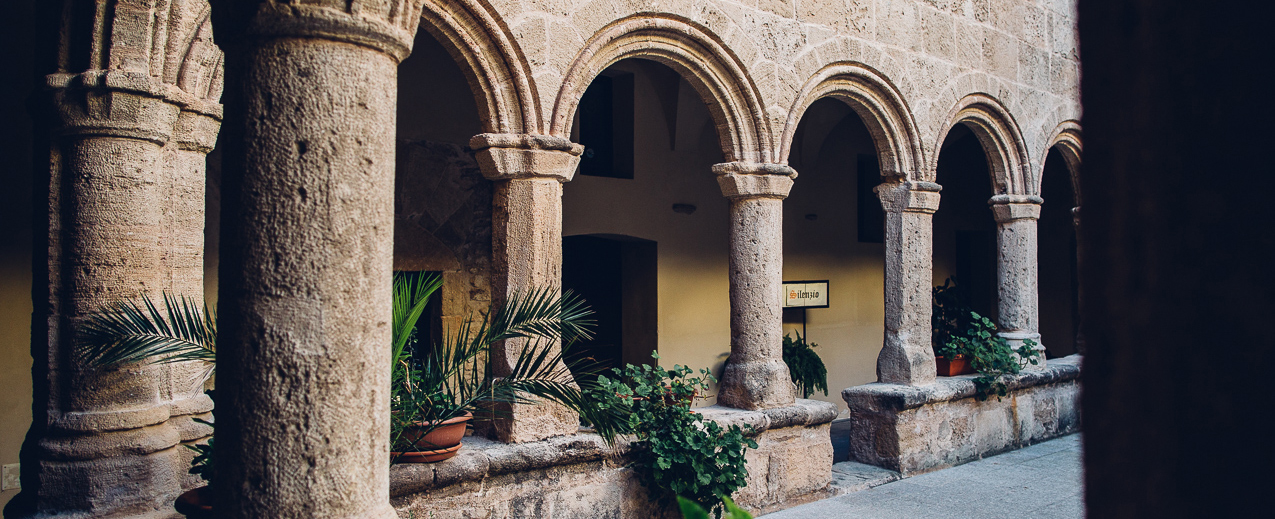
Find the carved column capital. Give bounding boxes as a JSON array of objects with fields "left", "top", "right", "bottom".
[
  {"left": 988, "top": 194, "right": 1044, "bottom": 222},
  {"left": 713, "top": 162, "right": 797, "bottom": 199},
  {"left": 876, "top": 181, "right": 942, "bottom": 214},
  {"left": 49, "top": 73, "right": 181, "bottom": 144},
  {"left": 470, "top": 133, "right": 584, "bottom": 182},
  {"left": 238, "top": 1, "right": 426, "bottom": 62}
]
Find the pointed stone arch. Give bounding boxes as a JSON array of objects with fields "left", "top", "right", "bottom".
[
  {"left": 550, "top": 14, "right": 770, "bottom": 163},
  {"left": 415, "top": 0, "right": 537, "bottom": 134},
  {"left": 1045, "top": 120, "right": 1083, "bottom": 204},
  {"left": 779, "top": 62, "right": 923, "bottom": 182},
  {"left": 933, "top": 94, "right": 1032, "bottom": 195}
]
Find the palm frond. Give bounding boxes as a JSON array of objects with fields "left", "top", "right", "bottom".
[{"left": 77, "top": 293, "right": 216, "bottom": 369}]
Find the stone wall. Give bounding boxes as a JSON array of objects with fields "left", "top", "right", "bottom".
[
  {"left": 390, "top": 400, "right": 837, "bottom": 518},
  {"left": 395, "top": 139, "right": 493, "bottom": 331},
  {"left": 842, "top": 356, "right": 1080, "bottom": 474}
]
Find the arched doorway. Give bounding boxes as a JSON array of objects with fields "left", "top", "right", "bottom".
[
  {"left": 933, "top": 124, "right": 999, "bottom": 323},
  {"left": 1038, "top": 147, "right": 1079, "bottom": 357},
  {"left": 561, "top": 58, "right": 731, "bottom": 389},
  {"left": 782, "top": 97, "right": 886, "bottom": 403}
]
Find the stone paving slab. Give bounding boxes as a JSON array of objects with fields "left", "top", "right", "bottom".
[{"left": 760, "top": 434, "right": 1084, "bottom": 518}]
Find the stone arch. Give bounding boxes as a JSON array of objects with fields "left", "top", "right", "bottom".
[
  {"left": 415, "top": 0, "right": 537, "bottom": 134},
  {"left": 779, "top": 62, "right": 923, "bottom": 182},
  {"left": 550, "top": 15, "right": 770, "bottom": 163},
  {"left": 932, "top": 94, "right": 1032, "bottom": 195},
  {"left": 1045, "top": 120, "right": 1083, "bottom": 205}
]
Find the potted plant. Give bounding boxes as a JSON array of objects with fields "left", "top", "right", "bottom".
[
  {"left": 386, "top": 273, "right": 626, "bottom": 462},
  {"left": 782, "top": 332, "right": 828, "bottom": 397},
  {"left": 930, "top": 277, "right": 1041, "bottom": 397},
  {"left": 932, "top": 277, "right": 976, "bottom": 376}
]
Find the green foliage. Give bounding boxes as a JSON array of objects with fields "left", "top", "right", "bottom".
[
  {"left": 782, "top": 332, "right": 828, "bottom": 397},
  {"left": 389, "top": 272, "right": 629, "bottom": 456},
  {"left": 678, "top": 496, "right": 752, "bottom": 519},
  {"left": 77, "top": 293, "right": 216, "bottom": 371},
  {"left": 589, "top": 353, "right": 757, "bottom": 516},
  {"left": 931, "top": 277, "right": 1041, "bottom": 400}
]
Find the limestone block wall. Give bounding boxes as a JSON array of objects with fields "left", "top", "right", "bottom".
[
  {"left": 390, "top": 400, "right": 837, "bottom": 518},
  {"left": 842, "top": 355, "right": 1081, "bottom": 474}
]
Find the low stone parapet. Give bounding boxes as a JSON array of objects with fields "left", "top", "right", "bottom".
[
  {"left": 389, "top": 399, "right": 837, "bottom": 517},
  {"left": 841, "top": 355, "right": 1081, "bottom": 474}
]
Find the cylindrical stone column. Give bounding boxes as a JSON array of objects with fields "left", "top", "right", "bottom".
[
  {"left": 714, "top": 162, "right": 796, "bottom": 410},
  {"left": 20, "top": 79, "right": 186, "bottom": 519},
  {"left": 990, "top": 194, "right": 1046, "bottom": 368},
  {"left": 471, "top": 133, "right": 584, "bottom": 443},
  {"left": 213, "top": 3, "right": 418, "bottom": 517},
  {"left": 163, "top": 107, "right": 220, "bottom": 488},
  {"left": 875, "top": 181, "right": 942, "bottom": 386}
]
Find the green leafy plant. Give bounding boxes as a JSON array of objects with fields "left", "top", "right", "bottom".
[
  {"left": 678, "top": 496, "right": 752, "bottom": 519},
  {"left": 782, "top": 332, "right": 827, "bottom": 397},
  {"left": 387, "top": 271, "right": 628, "bottom": 456},
  {"left": 932, "top": 277, "right": 1041, "bottom": 400},
  {"left": 589, "top": 353, "right": 757, "bottom": 517}
]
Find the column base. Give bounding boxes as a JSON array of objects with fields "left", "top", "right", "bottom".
[
  {"left": 718, "top": 359, "right": 796, "bottom": 410},
  {"left": 998, "top": 331, "right": 1047, "bottom": 371}
]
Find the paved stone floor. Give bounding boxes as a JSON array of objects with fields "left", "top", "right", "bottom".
[{"left": 763, "top": 434, "right": 1084, "bottom": 518}]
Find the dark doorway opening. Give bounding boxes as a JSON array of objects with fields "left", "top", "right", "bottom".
[
  {"left": 562, "top": 235, "right": 658, "bottom": 377},
  {"left": 1038, "top": 147, "right": 1078, "bottom": 357},
  {"left": 934, "top": 124, "right": 999, "bottom": 320}
]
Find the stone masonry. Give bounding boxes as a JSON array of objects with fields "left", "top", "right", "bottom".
[{"left": 11, "top": 1, "right": 1083, "bottom": 518}]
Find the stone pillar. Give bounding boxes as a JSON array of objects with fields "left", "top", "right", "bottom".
[
  {"left": 213, "top": 3, "right": 416, "bottom": 517},
  {"left": 990, "top": 194, "right": 1047, "bottom": 367},
  {"left": 875, "top": 181, "right": 942, "bottom": 386},
  {"left": 714, "top": 162, "right": 796, "bottom": 410},
  {"left": 471, "top": 133, "right": 584, "bottom": 443},
  {"left": 19, "top": 76, "right": 186, "bottom": 518},
  {"left": 163, "top": 107, "right": 220, "bottom": 487}
]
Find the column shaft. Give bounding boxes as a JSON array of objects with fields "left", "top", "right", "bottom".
[
  {"left": 14, "top": 81, "right": 191, "bottom": 518},
  {"left": 472, "top": 133, "right": 583, "bottom": 442},
  {"left": 214, "top": 7, "right": 408, "bottom": 516},
  {"left": 876, "top": 182, "right": 941, "bottom": 386},
  {"left": 991, "top": 195, "right": 1046, "bottom": 367},
  {"left": 715, "top": 163, "right": 796, "bottom": 410}
]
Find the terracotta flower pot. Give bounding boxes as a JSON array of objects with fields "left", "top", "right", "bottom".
[
  {"left": 174, "top": 486, "right": 213, "bottom": 519},
  {"left": 936, "top": 355, "right": 975, "bottom": 377},
  {"left": 392, "top": 412, "right": 472, "bottom": 463}
]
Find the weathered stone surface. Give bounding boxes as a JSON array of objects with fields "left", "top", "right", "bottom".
[
  {"left": 473, "top": 134, "right": 585, "bottom": 443},
  {"left": 213, "top": 3, "right": 410, "bottom": 518},
  {"left": 990, "top": 194, "right": 1046, "bottom": 365},
  {"left": 876, "top": 181, "right": 942, "bottom": 386},
  {"left": 391, "top": 400, "right": 837, "bottom": 517},
  {"left": 842, "top": 355, "right": 1081, "bottom": 474},
  {"left": 714, "top": 162, "right": 798, "bottom": 410}
]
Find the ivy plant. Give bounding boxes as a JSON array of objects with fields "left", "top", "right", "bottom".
[
  {"left": 782, "top": 332, "right": 828, "bottom": 397},
  {"left": 589, "top": 353, "right": 757, "bottom": 517}
]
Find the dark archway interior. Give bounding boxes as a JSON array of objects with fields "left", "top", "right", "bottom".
[
  {"left": 933, "top": 124, "right": 998, "bottom": 321},
  {"left": 562, "top": 234, "right": 658, "bottom": 377},
  {"left": 1038, "top": 147, "right": 1078, "bottom": 357}
]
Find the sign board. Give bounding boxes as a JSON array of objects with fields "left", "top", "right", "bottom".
[{"left": 783, "top": 280, "right": 829, "bottom": 308}]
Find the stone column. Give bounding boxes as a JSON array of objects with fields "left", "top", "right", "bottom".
[
  {"left": 213, "top": 3, "right": 416, "bottom": 517},
  {"left": 714, "top": 162, "right": 796, "bottom": 410},
  {"left": 163, "top": 107, "right": 220, "bottom": 488},
  {"left": 875, "top": 181, "right": 942, "bottom": 386},
  {"left": 20, "top": 76, "right": 186, "bottom": 518},
  {"left": 471, "top": 133, "right": 584, "bottom": 443},
  {"left": 990, "top": 194, "right": 1047, "bottom": 368}
]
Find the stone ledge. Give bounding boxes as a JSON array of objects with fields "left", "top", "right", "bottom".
[
  {"left": 842, "top": 356, "right": 1081, "bottom": 412},
  {"left": 389, "top": 399, "right": 838, "bottom": 499},
  {"left": 697, "top": 399, "right": 840, "bottom": 433}
]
